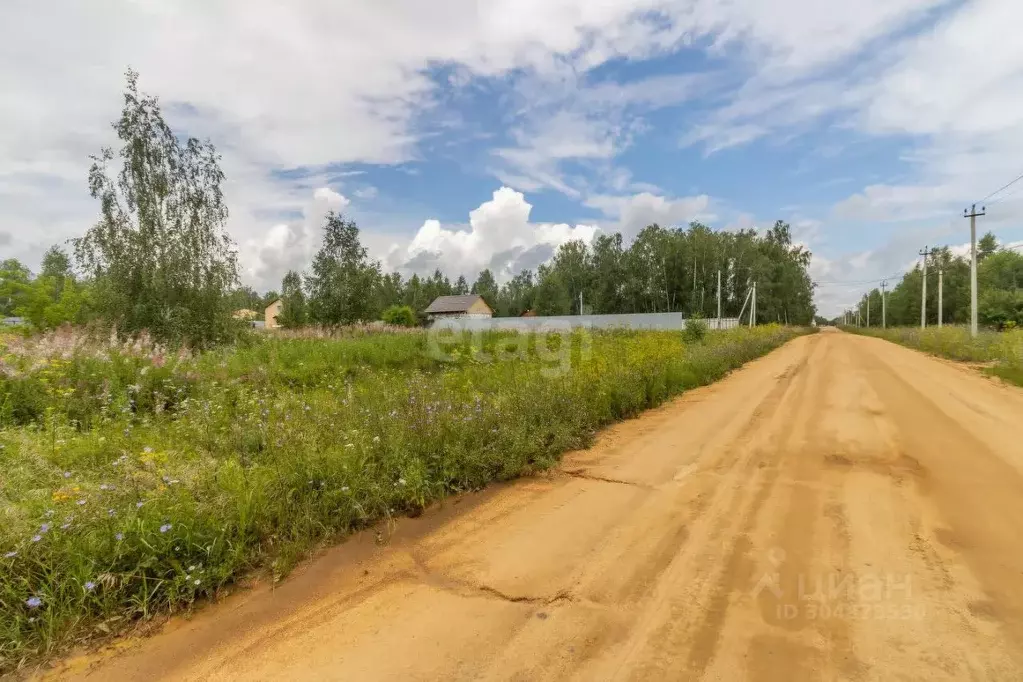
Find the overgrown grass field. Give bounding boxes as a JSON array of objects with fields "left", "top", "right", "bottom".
[
  {"left": 0, "top": 324, "right": 807, "bottom": 671},
  {"left": 846, "top": 325, "right": 1023, "bottom": 385}
]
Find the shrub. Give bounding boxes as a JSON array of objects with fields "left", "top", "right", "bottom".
[
  {"left": 682, "top": 316, "right": 708, "bottom": 344},
  {"left": 381, "top": 305, "right": 417, "bottom": 328}
]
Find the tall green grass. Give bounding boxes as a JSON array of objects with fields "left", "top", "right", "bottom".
[
  {"left": 845, "top": 326, "right": 1023, "bottom": 385},
  {"left": 0, "top": 325, "right": 808, "bottom": 672}
]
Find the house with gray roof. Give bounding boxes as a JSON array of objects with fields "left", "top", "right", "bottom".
[{"left": 423, "top": 295, "right": 493, "bottom": 320}]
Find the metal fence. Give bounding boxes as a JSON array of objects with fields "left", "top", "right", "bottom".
[{"left": 431, "top": 313, "right": 741, "bottom": 332}]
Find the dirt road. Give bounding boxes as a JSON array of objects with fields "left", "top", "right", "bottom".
[{"left": 49, "top": 330, "right": 1023, "bottom": 681}]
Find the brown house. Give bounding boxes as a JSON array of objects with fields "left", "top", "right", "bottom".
[{"left": 424, "top": 294, "right": 493, "bottom": 320}]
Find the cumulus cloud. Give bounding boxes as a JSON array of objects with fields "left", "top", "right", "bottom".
[
  {"left": 312, "top": 187, "right": 349, "bottom": 207},
  {"left": 242, "top": 187, "right": 350, "bottom": 289},
  {"left": 390, "top": 187, "right": 598, "bottom": 281},
  {"left": 585, "top": 192, "right": 713, "bottom": 239}
]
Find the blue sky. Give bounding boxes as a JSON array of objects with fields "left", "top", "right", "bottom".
[{"left": 3, "top": 0, "right": 1022, "bottom": 315}]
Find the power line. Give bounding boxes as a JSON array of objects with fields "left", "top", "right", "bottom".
[
  {"left": 814, "top": 271, "right": 906, "bottom": 286},
  {"left": 978, "top": 170, "right": 1023, "bottom": 204},
  {"left": 985, "top": 183, "right": 1023, "bottom": 207}
]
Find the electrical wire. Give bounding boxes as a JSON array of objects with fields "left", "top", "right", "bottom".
[
  {"left": 985, "top": 183, "right": 1023, "bottom": 207},
  {"left": 978, "top": 170, "right": 1023, "bottom": 204},
  {"left": 813, "top": 271, "right": 906, "bottom": 286}
]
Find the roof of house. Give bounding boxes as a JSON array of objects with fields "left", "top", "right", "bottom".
[{"left": 424, "top": 294, "right": 490, "bottom": 314}]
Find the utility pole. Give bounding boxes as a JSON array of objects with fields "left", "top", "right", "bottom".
[
  {"left": 579, "top": 290, "right": 583, "bottom": 316},
  {"left": 752, "top": 281, "right": 757, "bottom": 327},
  {"left": 964, "top": 204, "right": 986, "bottom": 338},
  {"left": 717, "top": 269, "right": 722, "bottom": 326},
  {"left": 881, "top": 280, "right": 887, "bottom": 329},
  {"left": 919, "top": 246, "right": 930, "bottom": 328},
  {"left": 938, "top": 268, "right": 944, "bottom": 328},
  {"left": 866, "top": 295, "right": 870, "bottom": 328}
]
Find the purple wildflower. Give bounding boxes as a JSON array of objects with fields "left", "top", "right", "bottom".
[
  {"left": 63, "top": 472, "right": 72, "bottom": 479},
  {"left": 25, "top": 596, "right": 42, "bottom": 609},
  {"left": 159, "top": 524, "right": 172, "bottom": 533},
  {"left": 3, "top": 551, "right": 16, "bottom": 559},
  {"left": 31, "top": 535, "right": 42, "bottom": 543},
  {"left": 136, "top": 501, "right": 144, "bottom": 508},
  {"left": 115, "top": 533, "right": 124, "bottom": 541},
  {"left": 77, "top": 499, "right": 87, "bottom": 506},
  {"left": 39, "top": 523, "right": 50, "bottom": 534},
  {"left": 84, "top": 581, "right": 96, "bottom": 593}
]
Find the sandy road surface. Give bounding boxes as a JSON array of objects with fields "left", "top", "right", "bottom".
[{"left": 48, "top": 330, "right": 1023, "bottom": 681}]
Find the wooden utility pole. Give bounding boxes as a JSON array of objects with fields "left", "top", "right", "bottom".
[
  {"left": 919, "top": 246, "right": 931, "bottom": 328},
  {"left": 964, "top": 204, "right": 986, "bottom": 338}
]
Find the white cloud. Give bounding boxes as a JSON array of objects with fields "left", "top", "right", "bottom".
[
  {"left": 242, "top": 187, "right": 350, "bottom": 289},
  {"left": 312, "top": 187, "right": 349, "bottom": 207},
  {"left": 390, "top": 187, "right": 598, "bottom": 281},
  {"left": 585, "top": 192, "right": 714, "bottom": 239}
]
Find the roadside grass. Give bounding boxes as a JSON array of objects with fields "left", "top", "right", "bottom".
[
  {"left": 0, "top": 324, "right": 809, "bottom": 672},
  {"left": 844, "top": 326, "right": 1023, "bottom": 386}
]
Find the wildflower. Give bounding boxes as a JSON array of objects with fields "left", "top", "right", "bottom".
[
  {"left": 160, "top": 524, "right": 172, "bottom": 533},
  {"left": 40, "top": 523, "right": 51, "bottom": 534},
  {"left": 63, "top": 471, "right": 72, "bottom": 479},
  {"left": 25, "top": 596, "right": 42, "bottom": 609},
  {"left": 100, "top": 484, "right": 110, "bottom": 491},
  {"left": 115, "top": 533, "right": 124, "bottom": 541},
  {"left": 84, "top": 581, "right": 96, "bottom": 593},
  {"left": 398, "top": 478, "right": 406, "bottom": 486},
  {"left": 77, "top": 499, "right": 87, "bottom": 506},
  {"left": 3, "top": 551, "right": 16, "bottom": 559},
  {"left": 61, "top": 522, "right": 72, "bottom": 530},
  {"left": 31, "top": 535, "right": 42, "bottom": 543},
  {"left": 44, "top": 509, "right": 55, "bottom": 518},
  {"left": 372, "top": 436, "right": 380, "bottom": 443},
  {"left": 194, "top": 579, "right": 201, "bottom": 586},
  {"left": 341, "top": 486, "right": 350, "bottom": 492},
  {"left": 188, "top": 565, "right": 196, "bottom": 571},
  {"left": 108, "top": 509, "right": 116, "bottom": 517},
  {"left": 136, "top": 501, "right": 144, "bottom": 508},
  {"left": 143, "top": 446, "right": 153, "bottom": 454}
]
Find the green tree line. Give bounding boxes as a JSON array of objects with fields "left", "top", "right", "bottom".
[
  {"left": 276, "top": 216, "right": 818, "bottom": 327},
  {"left": 844, "top": 235, "right": 1023, "bottom": 329}
]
